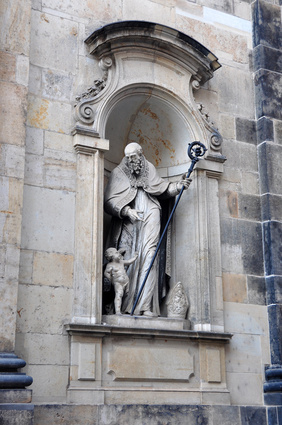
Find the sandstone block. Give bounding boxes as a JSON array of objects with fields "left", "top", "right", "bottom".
[
  {"left": 0, "top": 0, "right": 32, "bottom": 55},
  {"left": 217, "top": 66, "right": 254, "bottom": 118},
  {"left": 28, "top": 65, "right": 41, "bottom": 95},
  {"left": 42, "top": 0, "right": 122, "bottom": 20},
  {"left": 224, "top": 302, "right": 268, "bottom": 335},
  {"left": 27, "top": 95, "right": 72, "bottom": 133},
  {"left": 227, "top": 372, "right": 263, "bottom": 405},
  {"left": 16, "top": 284, "right": 72, "bottom": 334},
  {"left": 42, "top": 70, "right": 73, "bottom": 102},
  {"left": 0, "top": 145, "right": 25, "bottom": 180},
  {"left": 198, "top": 0, "right": 233, "bottom": 14},
  {"left": 0, "top": 51, "right": 16, "bottom": 82},
  {"left": 241, "top": 172, "right": 259, "bottom": 195},
  {"left": 44, "top": 131, "right": 73, "bottom": 153},
  {"left": 43, "top": 157, "right": 76, "bottom": 191},
  {"left": 240, "top": 143, "right": 258, "bottom": 172},
  {"left": 176, "top": 15, "right": 249, "bottom": 65},
  {"left": 21, "top": 185, "right": 75, "bottom": 253},
  {"left": 15, "top": 333, "right": 69, "bottom": 366},
  {"left": 223, "top": 273, "right": 247, "bottom": 303},
  {"left": 26, "top": 364, "right": 69, "bottom": 402},
  {"left": 16, "top": 55, "right": 29, "bottom": 87},
  {"left": 226, "top": 333, "right": 262, "bottom": 373},
  {"left": 219, "top": 114, "right": 235, "bottom": 140},
  {"left": 123, "top": 0, "right": 173, "bottom": 26},
  {"left": 19, "top": 250, "right": 33, "bottom": 284},
  {"left": 30, "top": 11, "right": 78, "bottom": 73},
  {"left": 0, "top": 82, "right": 27, "bottom": 146},
  {"left": 26, "top": 126, "right": 44, "bottom": 155},
  {"left": 24, "top": 154, "right": 44, "bottom": 186},
  {"left": 33, "top": 251, "right": 73, "bottom": 287},
  {"left": 234, "top": 1, "right": 251, "bottom": 21}
]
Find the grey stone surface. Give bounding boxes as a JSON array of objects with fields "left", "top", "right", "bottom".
[
  {"left": 261, "top": 194, "right": 282, "bottom": 222},
  {"left": 236, "top": 118, "right": 257, "bottom": 144},
  {"left": 253, "top": 45, "right": 282, "bottom": 74},
  {"left": 21, "top": 185, "right": 75, "bottom": 254},
  {"left": 247, "top": 275, "right": 266, "bottom": 305},
  {"left": 257, "top": 117, "right": 274, "bottom": 144},
  {"left": 34, "top": 404, "right": 98, "bottom": 425},
  {"left": 274, "top": 120, "right": 282, "bottom": 145},
  {"left": 211, "top": 405, "right": 240, "bottom": 425},
  {"left": 0, "top": 389, "right": 32, "bottom": 403},
  {"left": 255, "top": 70, "right": 282, "bottom": 121},
  {"left": 240, "top": 406, "right": 267, "bottom": 425},
  {"left": 32, "top": 404, "right": 276, "bottom": 424},
  {"left": 238, "top": 193, "right": 261, "bottom": 222},
  {"left": 263, "top": 221, "right": 282, "bottom": 276},
  {"left": 221, "top": 218, "right": 264, "bottom": 275},
  {"left": 258, "top": 143, "right": 282, "bottom": 196},
  {"left": 0, "top": 404, "right": 34, "bottom": 425},
  {"left": 252, "top": 1, "right": 282, "bottom": 50},
  {"left": 266, "top": 276, "right": 282, "bottom": 305}
]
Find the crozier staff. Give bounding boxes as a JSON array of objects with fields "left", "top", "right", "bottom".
[{"left": 104, "top": 142, "right": 191, "bottom": 317}]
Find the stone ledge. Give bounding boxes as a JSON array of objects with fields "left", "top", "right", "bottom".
[
  {"left": 65, "top": 322, "right": 232, "bottom": 342},
  {"left": 0, "top": 389, "right": 32, "bottom": 404}
]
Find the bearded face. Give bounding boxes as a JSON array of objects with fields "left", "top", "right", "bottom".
[{"left": 126, "top": 153, "right": 144, "bottom": 175}]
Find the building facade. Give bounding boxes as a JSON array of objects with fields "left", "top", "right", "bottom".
[{"left": 0, "top": 0, "right": 281, "bottom": 424}]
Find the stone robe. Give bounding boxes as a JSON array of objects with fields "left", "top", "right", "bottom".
[{"left": 104, "top": 157, "right": 171, "bottom": 315}]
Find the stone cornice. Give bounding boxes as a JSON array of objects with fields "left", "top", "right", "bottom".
[
  {"left": 85, "top": 21, "right": 221, "bottom": 84},
  {"left": 65, "top": 323, "right": 232, "bottom": 343}
]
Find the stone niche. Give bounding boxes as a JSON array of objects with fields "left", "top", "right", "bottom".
[{"left": 67, "top": 21, "right": 231, "bottom": 405}]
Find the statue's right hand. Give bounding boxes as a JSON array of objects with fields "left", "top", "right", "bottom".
[{"left": 127, "top": 208, "right": 144, "bottom": 223}]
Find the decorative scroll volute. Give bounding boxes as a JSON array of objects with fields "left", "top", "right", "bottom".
[{"left": 74, "top": 56, "right": 113, "bottom": 125}]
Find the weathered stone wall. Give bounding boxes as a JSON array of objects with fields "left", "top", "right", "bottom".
[
  {"left": 0, "top": 0, "right": 280, "bottom": 418},
  {"left": 0, "top": 0, "right": 32, "bottom": 352}
]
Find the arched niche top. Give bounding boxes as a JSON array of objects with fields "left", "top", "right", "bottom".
[
  {"left": 85, "top": 20, "right": 221, "bottom": 85},
  {"left": 104, "top": 84, "right": 196, "bottom": 174},
  {"left": 74, "top": 20, "right": 225, "bottom": 167}
]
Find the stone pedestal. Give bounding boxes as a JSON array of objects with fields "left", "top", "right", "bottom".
[{"left": 66, "top": 323, "right": 232, "bottom": 406}]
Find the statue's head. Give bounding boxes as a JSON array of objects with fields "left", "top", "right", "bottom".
[
  {"left": 124, "top": 143, "right": 144, "bottom": 174},
  {"left": 105, "top": 247, "right": 125, "bottom": 262}
]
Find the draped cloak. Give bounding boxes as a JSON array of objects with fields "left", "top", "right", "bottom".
[{"left": 104, "top": 157, "right": 170, "bottom": 315}]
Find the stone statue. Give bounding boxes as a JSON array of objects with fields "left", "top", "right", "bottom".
[
  {"left": 104, "top": 248, "right": 138, "bottom": 315},
  {"left": 104, "top": 142, "right": 191, "bottom": 317},
  {"left": 166, "top": 282, "right": 189, "bottom": 319}
]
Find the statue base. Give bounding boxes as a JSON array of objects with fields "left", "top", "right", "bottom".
[{"left": 102, "top": 314, "right": 191, "bottom": 330}]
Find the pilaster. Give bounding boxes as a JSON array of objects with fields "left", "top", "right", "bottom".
[{"left": 71, "top": 128, "right": 109, "bottom": 325}]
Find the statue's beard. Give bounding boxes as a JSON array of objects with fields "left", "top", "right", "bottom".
[{"left": 127, "top": 156, "right": 144, "bottom": 175}]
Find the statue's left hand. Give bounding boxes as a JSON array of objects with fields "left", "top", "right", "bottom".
[{"left": 177, "top": 175, "right": 192, "bottom": 191}]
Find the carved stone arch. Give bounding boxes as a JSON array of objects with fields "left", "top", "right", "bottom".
[{"left": 71, "top": 21, "right": 225, "bottom": 331}]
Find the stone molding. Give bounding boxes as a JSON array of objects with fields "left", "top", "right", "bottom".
[{"left": 66, "top": 323, "right": 232, "bottom": 342}]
